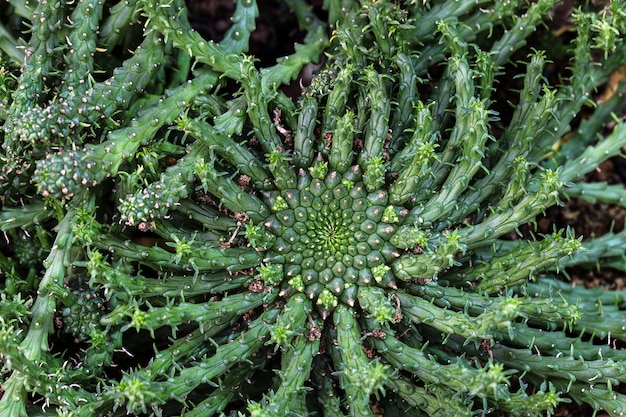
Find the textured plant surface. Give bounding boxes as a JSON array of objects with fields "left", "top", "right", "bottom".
[{"left": 2, "top": 0, "right": 626, "bottom": 416}]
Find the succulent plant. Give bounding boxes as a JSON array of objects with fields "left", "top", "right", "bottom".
[{"left": 2, "top": 0, "right": 626, "bottom": 416}]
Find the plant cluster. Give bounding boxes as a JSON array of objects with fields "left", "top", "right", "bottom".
[{"left": 2, "top": 0, "right": 626, "bottom": 416}]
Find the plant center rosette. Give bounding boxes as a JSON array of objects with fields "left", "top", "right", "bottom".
[{"left": 259, "top": 165, "right": 404, "bottom": 316}]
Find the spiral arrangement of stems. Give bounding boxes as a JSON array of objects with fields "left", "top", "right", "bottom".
[{"left": 2, "top": 0, "right": 626, "bottom": 416}]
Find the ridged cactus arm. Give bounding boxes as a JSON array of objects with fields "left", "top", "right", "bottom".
[
  {"left": 360, "top": 67, "right": 391, "bottom": 164},
  {"left": 559, "top": 155, "right": 626, "bottom": 202},
  {"left": 183, "top": 362, "right": 257, "bottom": 417},
  {"left": 358, "top": 67, "right": 391, "bottom": 192},
  {"left": 388, "top": 52, "right": 420, "bottom": 151},
  {"left": 474, "top": 49, "right": 497, "bottom": 101},
  {"left": 310, "top": 355, "right": 347, "bottom": 417},
  {"left": 105, "top": 290, "right": 276, "bottom": 336},
  {"left": 141, "top": 0, "right": 242, "bottom": 78},
  {"left": 59, "top": 0, "right": 104, "bottom": 101},
  {"left": 174, "top": 199, "right": 239, "bottom": 231},
  {"left": 559, "top": 122, "right": 626, "bottom": 184},
  {"left": 567, "top": 384, "right": 626, "bottom": 417},
  {"left": 321, "top": 65, "right": 353, "bottom": 133},
  {"left": 33, "top": 70, "right": 217, "bottom": 200},
  {"left": 414, "top": 283, "right": 582, "bottom": 331},
  {"left": 180, "top": 117, "right": 270, "bottom": 185},
  {"left": 362, "top": 0, "right": 398, "bottom": 60},
  {"left": 328, "top": 111, "right": 356, "bottom": 174},
  {"left": 443, "top": 65, "right": 558, "bottom": 226},
  {"left": 98, "top": 0, "right": 141, "bottom": 47},
  {"left": 0, "top": 339, "right": 99, "bottom": 416},
  {"left": 388, "top": 376, "right": 475, "bottom": 417},
  {"left": 450, "top": 230, "right": 581, "bottom": 292},
  {"left": 71, "top": 310, "right": 276, "bottom": 415},
  {"left": 499, "top": 321, "right": 626, "bottom": 361},
  {"left": 151, "top": 215, "right": 225, "bottom": 247},
  {"left": 395, "top": 291, "right": 523, "bottom": 343},
  {"left": 88, "top": 257, "right": 250, "bottom": 299},
  {"left": 409, "top": 97, "right": 492, "bottom": 224},
  {"left": 151, "top": 309, "right": 279, "bottom": 410},
  {"left": 489, "top": 0, "right": 560, "bottom": 66},
  {"left": 0, "top": 19, "right": 23, "bottom": 64},
  {"left": 0, "top": 202, "right": 53, "bottom": 231},
  {"left": 117, "top": 140, "right": 204, "bottom": 226},
  {"left": 407, "top": 0, "right": 491, "bottom": 41},
  {"left": 292, "top": 94, "right": 318, "bottom": 169},
  {"left": 526, "top": 277, "right": 626, "bottom": 318},
  {"left": 458, "top": 168, "right": 563, "bottom": 248},
  {"left": 557, "top": 230, "right": 626, "bottom": 271},
  {"left": 369, "top": 328, "right": 516, "bottom": 414},
  {"left": 267, "top": 293, "right": 312, "bottom": 348},
  {"left": 131, "top": 324, "right": 223, "bottom": 379},
  {"left": 117, "top": 130, "right": 270, "bottom": 226},
  {"left": 410, "top": 1, "right": 519, "bottom": 75},
  {"left": 219, "top": 0, "right": 259, "bottom": 53},
  {"left": 2, "top": 7, "right": 166, "bottom": 192},
  {"left": 388, "top": 103, "right": 439, "bottom": 205},
  {"left": 257, "top": 333, "right": 319, "bottom": 416},
  {"left": 84, "top": 29, "right": 167, "bottom": 124},
  {"left": 90, "top": 230, "right": 263, "bottom": 273},
  {"left": 463, "top": 343, "right": 626, "bottom": 415},
  {"left": 551, "top": 66, "right": 626, "bottom": 169},
  {"left": 192, "top": 148, "right": 270, "bottom": 223},
  {"left": 491, "top": 344, "right": 626, "bottom": 389},
  {"left": 561, "top": 301, "right": 626, "bottom": 342},
  {"left": 250, "top": 295, "right": 318, "bottom": 415},
  {"left": 543, "top": 11, "right": 626, "bottom": 155},
  {"left": 333, "top": 304, "right": 389, "bottom": 417},
  {"left": 15, "top": 0, "right": 60, "bottom": 96},
  {"left": 504, "top": 52, "right": 549, "bottom": 139},
  {"left": 239, "top": 58, "right": 297, "bottom": 191},
  {"left": 408, "top": 23, "right": 475, "bottom": 198},
  {"left": 357, "top": 286, "right": 399, "bottom": 327},
  {"left": 1, "top": 0, "right": 62, "bottom": 157},
  {"left": 0, "top": 209, "right": 75, "bottom": 417},
  {"left": 262, "top": 0, "right": 328, "bottom": 86}
]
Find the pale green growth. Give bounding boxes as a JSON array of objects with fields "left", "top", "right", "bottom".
[
  {"left": 362, "top": 156, "right": 385, "bottom": 191},
  {"left": 116, "top": 373, "right": 160, "bottom": 415},
  {"left": 317, "top": 288, "right": 338, "bottom": 309},
  {"left": 359, "top": 287, "right": 397, "bottom": 325},
  {"left": 341, "top": 178, "right": 354, "bottom": 191},
  {"left": 341, "top": 360, "right": 390, "bottom": 397},
  {"left": 271, "top": 196, "right": 289, "bottom": 212},
  {"left": 309, "top": 160, "right": 329, "bottom": 179},
  {"left": 267, "top": 148, "right": 290, "bottom": 172},
  {"left": 390, "top": 225, "right": 430, "bottom": 249},
  {"left": 245, "top": 222, "right": 262, "bottom": 248},
  {"left": 128, "top": 306, "right": 150, "bottom": 333},
  {"left": 288, "top": 274, "right": 305, "bottom": 292},
  {"left": 268, "top": 323, "right": 297, "bottom": 348},
  {"left": 71, "top": 207, "right": 101, "bottom": 245},
  {"left": 258, "top": 263, "right": 284, "bottom": 286},
  {"left": 166, "top": 234, "right": 195, "bottom": 265},
  {"left": 381, "top": 205, "right": 398, "bottom": 223},
  {"left": 372, "top": 264, "right": 391, "bottom": 283}
]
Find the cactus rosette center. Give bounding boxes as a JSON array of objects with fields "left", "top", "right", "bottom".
[{"left": 260, "top": 166, "right": 403, "bottom": 312}]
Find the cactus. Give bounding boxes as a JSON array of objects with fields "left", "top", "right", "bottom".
[{"left": 2, "top": 0, "right": 626, "bottom": 416}]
